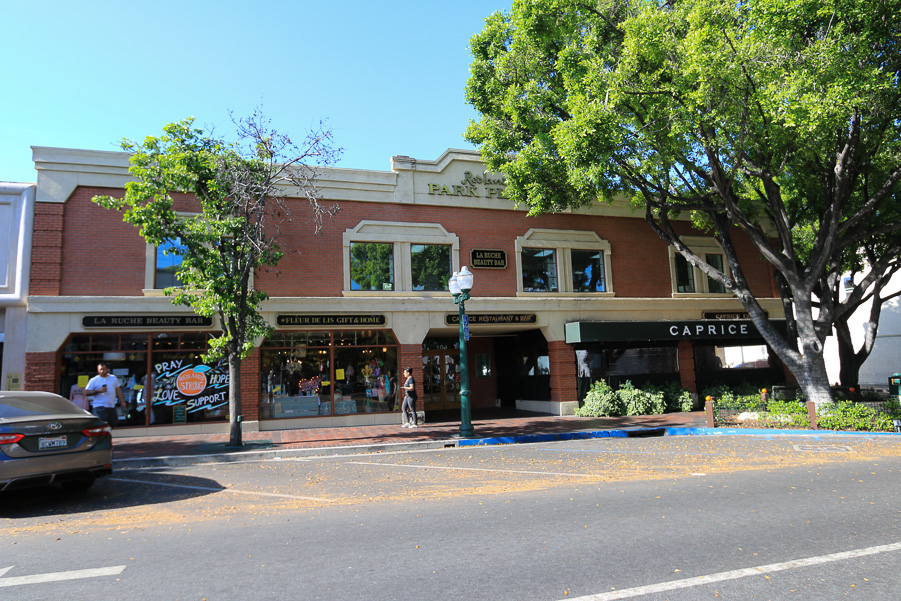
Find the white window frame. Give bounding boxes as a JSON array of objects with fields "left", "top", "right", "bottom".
[
  {"left": 514, "top": 229, "right": 614, "bottom": 296},
  {"left": 343, "top": 221, "right": 460, "bottom": 296},
  {"left": 668, "top": 237, "right": 732, "bottom": 297}
]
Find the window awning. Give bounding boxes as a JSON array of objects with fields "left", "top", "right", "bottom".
[{"left": 565, "top": 320, "right": 786, "bottom": 344}]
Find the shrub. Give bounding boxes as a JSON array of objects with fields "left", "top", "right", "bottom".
[
  {"left": 576, "top": 380, "right": 624, "bottom": 417},
  {"left": 817, "top": 401, "right": 879, "bottom": 431},
  {"left": 618, "top": 381, "right": 666, "bottom": 416},
  {"left": 646, "top": 382, "right": 694, "bottom": 413},
  {"left": 758, "top": 400, "right": 808, "bottom": 429}
]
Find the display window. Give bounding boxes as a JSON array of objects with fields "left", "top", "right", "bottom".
[
  {"left": 260, "top": 330, "right": 399, "bottom": 419},
  {"left": 575, "top": 345, "right": 680, "bottom": 397},
  {"left": 59, "top": 332, "right": 225, "bottom": 426}
]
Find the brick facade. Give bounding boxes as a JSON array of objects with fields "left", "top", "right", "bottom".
[
  {"left": 677, "top": 341, "right": 697, "bottom": 393},
  {"left": 24, "top": 352, "right": 57, "bottom": 392},
  {"left": 24, "top": 147, "right": 786, "bottom": 435},
  {"left": 35, "top": 186, "right": 777, "bottom": 301},
  {"left": 548, "top": 341, "right": 577, "bottom": 403}
]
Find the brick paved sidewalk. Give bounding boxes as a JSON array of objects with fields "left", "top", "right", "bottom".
[{"left": 111, "top": 411, "right": 707, "bottom": 462}]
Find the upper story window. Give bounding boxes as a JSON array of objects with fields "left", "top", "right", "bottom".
[
  {"left": 669, "top": 238, "right": 731, "bottom": 296},
  {"left": 411, "top": 244, "right": 452, "bottom": 291},
  {"left": 515, "top": 229, "right": 613, "bottom": 296},
  {"left": 571, "top": 249, "right": 607, "bottom": 293},
  {"left": 522, "top": 248, "right": 559, "bottom": 292},
  {"left": 350, "top": 242, "right": 395, "bottom": 291},
  {"left": 343, "top": 221, "right": 459, "bottom": 295},
  {"left": 155, "top": 238, "right": 185, "bottom": 289}
]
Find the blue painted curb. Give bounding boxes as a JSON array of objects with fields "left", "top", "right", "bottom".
[
  {"left": 667, "top": 427, "right": 901, "bottom": 438},
  {"left": 457, "top": 426, "right": 901, "bottom": 447},
  {"left": 457, "top": 427, "right": 666, "bottom": 446}
]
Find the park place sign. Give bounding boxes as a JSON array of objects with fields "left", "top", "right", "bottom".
[{"left": 426, "top": 171, "right": 508, "bottom": 199}]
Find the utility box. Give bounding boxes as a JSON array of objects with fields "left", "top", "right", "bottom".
[{"left": 890, "top": 373, "right": 901, "bottom": 396}]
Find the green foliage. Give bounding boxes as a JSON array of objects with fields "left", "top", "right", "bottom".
[
  {"left": 93, "top": 114, "right": 339, "bottom": 364},
  {"left": 576, "top": 379, "right": 671, "bottom": 417},
  {"left": 575, "top": 379, "right": 623, "bottom": 417},
  {"left": 757, "top": 400, "right": 809, "bottom": 429},
  {"left": 645, "top": 381, "right": 693, "bottom": 413},
  {"left": 817, "top": 401, "right": 882, "bottom": 431},
  {"left": 620, "top": 381, "right": 667, "bottom": 416},
  {"left": 465, "top": 0, "right": 901, "bottom": 406},
  {"left": 92, "top": 112, "right": 339, "bottom": 444}
]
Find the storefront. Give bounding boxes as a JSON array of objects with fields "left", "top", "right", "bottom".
[
  {"left": 566, "top": 319, "right": 788, "bottom": 398},
  {"left": 58, "top": 316, "right": 227, "bottom": 426},
  {"left": 260, "top": 326, "right": 399, "bottom": 419},
  {"left": 23, "top": 146, "right": 788, "bottom": 436}
]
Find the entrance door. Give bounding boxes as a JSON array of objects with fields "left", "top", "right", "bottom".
[{"left": 422, "top": 351, "right": 461, "bottom": 411}]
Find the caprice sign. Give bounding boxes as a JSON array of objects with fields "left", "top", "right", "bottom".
[
  {"left": 670, "top": 322, "right": 750, "bottom": 337},
  {"left": 564, "top": 320, "right": 786, "bottom": 344}
]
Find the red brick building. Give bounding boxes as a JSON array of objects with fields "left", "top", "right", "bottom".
[{"left": 25, "top": 147, "right": 785, "bottom": 436}]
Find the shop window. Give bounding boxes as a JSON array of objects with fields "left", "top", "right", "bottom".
[
  {"left": 260, "top": 330, "right": 400, "bottom": 419},
  {"left": 522, "top": 248, "right": 558, "bottom": 292},
  {"left": 343, "top": 221, "right": 460, "bottom": 294},
  {"left": 350, "top": 242, "right": 395, "bottom": 291},
  {"left": 669, "top": 238, "right": 730, "bottom": 296},
  {"left": 411, "top": 244, "right": 452, "bottom": 291},
  {"left": 515, "top": 229, "right": 614, "bottom": 295},
  {"left": 575, "top": 345, "right": 680, "bottom": 398},
  {"left": 58, "top": 332, "right": 225, "bottom": 427},
  {"left": 696, "top": 344, "right": 770, "bottom": 370}
]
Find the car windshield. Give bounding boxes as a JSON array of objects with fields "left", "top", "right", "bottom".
[{"left": 0, "top": 395, "right": 88, "bottom": 420}]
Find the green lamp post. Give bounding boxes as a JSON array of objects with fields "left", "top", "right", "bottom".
[{"left": 449, "top": 266, "right": 475, "bottom": 438}]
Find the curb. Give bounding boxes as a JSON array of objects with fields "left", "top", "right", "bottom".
[{"left": 112, "top": 425, "right": 900, "bottom": 469}]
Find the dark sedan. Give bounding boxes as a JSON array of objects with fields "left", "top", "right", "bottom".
[{"left": 0, "top": 390, "right": 113, "bottom": 492}]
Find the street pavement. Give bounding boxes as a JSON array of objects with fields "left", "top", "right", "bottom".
[{"left": 111, "top": 410, "right": 709, "bottom": 467}]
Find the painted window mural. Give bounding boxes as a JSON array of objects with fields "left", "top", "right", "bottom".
[{"left": 151, "top": 356, "right": 229, "bottom": 424}]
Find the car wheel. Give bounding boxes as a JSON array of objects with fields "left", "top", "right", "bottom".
[{"left": 61, "top": 478, "right": 95, "bottom": 493}]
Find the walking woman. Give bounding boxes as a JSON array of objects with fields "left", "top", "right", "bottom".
[{"left": 401, "top": 367, "right": 418, "bottom": 428}]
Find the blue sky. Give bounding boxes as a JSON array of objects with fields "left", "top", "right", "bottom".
[{"left": 1, "top": 0, "right": 511, "bottom": 184}]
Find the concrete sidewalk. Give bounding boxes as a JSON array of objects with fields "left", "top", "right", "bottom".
[{"left": 111, "top": 411, "right": 708, "bottom": 468}]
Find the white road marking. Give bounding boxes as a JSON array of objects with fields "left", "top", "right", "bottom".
[
  {"left": 0, "top": 565, "right": 126, "bottom": 588},
  {"left": 108, "top": 477, "right": 332, "bottom": 502},
  {"left": 562, "top": 541, "right": 901, "bottom": 600},
  {"left": 348, "top": 461, "right": 598, "bottom": 478}
]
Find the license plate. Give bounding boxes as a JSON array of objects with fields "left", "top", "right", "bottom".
[{"left": 38, "top": 436, "right": 68, "bottom": 450}]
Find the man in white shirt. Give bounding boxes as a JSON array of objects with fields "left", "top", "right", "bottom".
[{"left": 84, "top": 362, "right": 126, "bottom": 426}]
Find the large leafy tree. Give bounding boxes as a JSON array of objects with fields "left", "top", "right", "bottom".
[
  {"left": 94, "top": 113, "right": 340, "bottom": 445},
  {"left": 465, "top": 0, "right": 901, "bottom": 404}
]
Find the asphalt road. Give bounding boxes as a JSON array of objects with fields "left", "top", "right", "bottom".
[{"left": 3, "top": 434, "right": 901, "bottom": 600}]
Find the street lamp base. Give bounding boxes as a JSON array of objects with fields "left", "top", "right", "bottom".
[{"left": 452, "top": 428, "right": 477, "bottom": 440}]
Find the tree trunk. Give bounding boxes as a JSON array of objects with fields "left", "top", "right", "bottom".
[
  {"left": 795, "top": 342, "right": 834, "bottom": 406},
  {"left": 835, "top": 319, "right": 862, "bottom": 388},
  {"left": 228, "top": 353, "right": 243, "bottom": 447}
]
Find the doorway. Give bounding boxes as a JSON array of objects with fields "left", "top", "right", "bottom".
[{"left": 421, "top": 351, "right": 461, "bottom": 411}]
